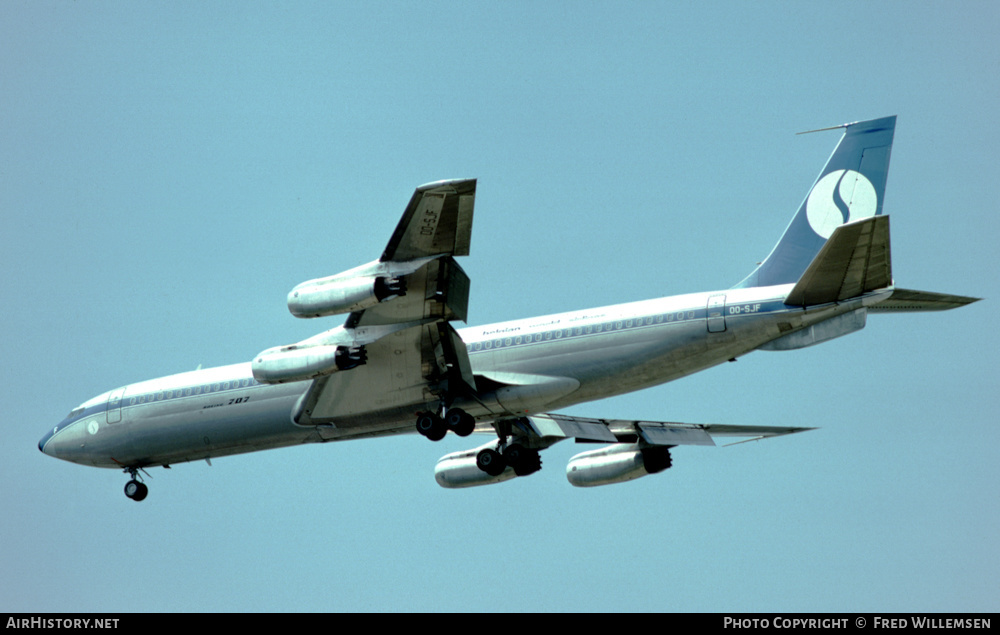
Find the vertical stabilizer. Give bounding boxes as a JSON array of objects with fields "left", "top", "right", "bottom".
[{"left": 735, "top": 116, "right": 896, "bottom": 289}]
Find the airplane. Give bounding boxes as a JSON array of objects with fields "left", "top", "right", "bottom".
[{"left": 39, "top": 115, "right": 979, "bottom": 501}]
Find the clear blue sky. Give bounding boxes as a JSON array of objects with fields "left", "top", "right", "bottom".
[{"left": 2, "top": 1, "right": 997, "bottom": 612}]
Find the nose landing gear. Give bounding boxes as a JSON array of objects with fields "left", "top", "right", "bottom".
[
  {"left": 124, "top": 479, "right": 148, "bottom": 501},
  {"left": 122, "top": 467, "right": 149, "bottom": 502}
]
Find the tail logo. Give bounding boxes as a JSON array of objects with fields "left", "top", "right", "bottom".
[{"left": 805, "top": 169, "right": 878, "bottom": 238}]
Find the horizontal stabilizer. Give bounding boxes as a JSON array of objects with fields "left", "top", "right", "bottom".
[
  {"left": 868, "top": 288, "right": 981, "bottom": 312},
  {"left": 524, "top": 413, "right": 813, "bottom": 446},
  {"left": 785, "top": 215, "right": 891, "bottom": 306}
]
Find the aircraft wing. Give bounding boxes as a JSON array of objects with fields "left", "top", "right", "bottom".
[
  {"left": 434, "top": 412, "right": 815, "bottom": 488},
  {"left": 522, "top": 413, "right": 814, "bottom": 446},
  {"left": 292, "top": 179, "right": 478, "bottom": 427},
  {"left": 381, "top": 179, "right": 475, "bottom": 261},
  {"left": 348, "top": 178, "right": 476, "bottom": 328}
]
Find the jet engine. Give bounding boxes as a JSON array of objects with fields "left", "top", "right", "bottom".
[
  {"left": 287, "top": 275, "right": 406, "bottom": 319},
  {"left": 251, "top": 343, "right": 367, "bottom": 384},
  {"left": 565, "top": 443, "right": 672, "bottom": 487}
]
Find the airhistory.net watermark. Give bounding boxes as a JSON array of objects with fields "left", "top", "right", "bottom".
[{"left": 6, "top": 617, "right": 119, "bottom": 629}]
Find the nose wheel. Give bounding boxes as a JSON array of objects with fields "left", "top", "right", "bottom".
[
  {"left": 122, "top": 467, "right": 149, "bottom": 502},
  {"left": 124, "top": 479, "right": 148, "bottom": 501}
]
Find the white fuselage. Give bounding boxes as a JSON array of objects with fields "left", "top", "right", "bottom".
[{"left": 40, "top": 283, "right": 861, "bottom": 470}]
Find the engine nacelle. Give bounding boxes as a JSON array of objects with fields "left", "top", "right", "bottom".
[
  {"left": 435, "top": 441, "right": 517, "bottom": 489},
  {"left": 565, "top": 443, "right": 672, "bottom": 487},
  {"left": 287, "top": 275, "right": 406, "bottom": 319},
  {"left": 251, "top": 343, "right": 367, "bottom": 384}
]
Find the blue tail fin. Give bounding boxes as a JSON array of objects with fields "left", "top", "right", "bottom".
[{"left": 735, "top": 116, "right": 896, "bottom": 289}]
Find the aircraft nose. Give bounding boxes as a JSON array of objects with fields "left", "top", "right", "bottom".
[
  {"left": 39, "top": 427, "right": 58, "bottom": 457},
  {"left": 38, "top": 421, "right": 81, "bottom": 460}
]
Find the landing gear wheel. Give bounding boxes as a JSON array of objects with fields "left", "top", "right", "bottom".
[
  {"left": 445, "top": 408, "right": 475, "bottom": 437},
  {"left": 476, "top": 448, "right": 507, "bottom": 476},
  {"left": 503, "top": 443, "right": 542, "bottom": 476},
  {"left": 124, "top": 479, "right": 148, "bottom": 502},
  {"left": 415, "top": 412, "right": 447, "bottom": 441}
]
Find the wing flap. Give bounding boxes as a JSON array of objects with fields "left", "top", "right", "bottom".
[
  {"left": 347, "top": 256, "right": 470, "bottom": 327},
  {"left": 295, "top": 323, "right": 435, "bottom": 425},
  {"left": 638, "top": 422, "right": 715, "bottom": 446},
  {"left": 522, "top": 413, "right": 813, "bottom": 446},
  {"left": 525, "top": 414, "right": 618, "bottom": 442}
]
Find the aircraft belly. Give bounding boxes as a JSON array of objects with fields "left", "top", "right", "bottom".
[
  {"left": 490, "top": 309, "right": 795, "bottom": 410},
  {"left": 467, "top": 321, "right": 706, "bottom": 410},
  {"left": 444, "top": 299, "right": 857, "bottom": 419}
]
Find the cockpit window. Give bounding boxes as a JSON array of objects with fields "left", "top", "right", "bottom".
[{"left": 66, "top": 407, "right": 84, "bottom": 420}]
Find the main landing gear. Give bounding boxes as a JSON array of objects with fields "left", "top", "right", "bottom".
[
  {"left": 476, "top": 443, "right": 542, "bottom": 477},
  {"left": 415, "top": 407, "right": 475, "bottom": 441},
  {"left": 123, "top": 467, "right": 148, "bottom": 502},
  {"left": 415, "top": 408, "right": 544, "bottom": 479}
]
